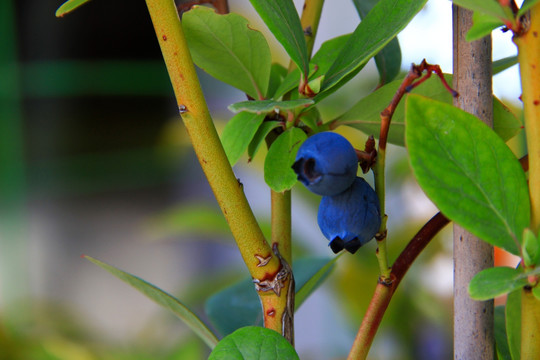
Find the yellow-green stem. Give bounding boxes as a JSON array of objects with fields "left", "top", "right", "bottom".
[
  {"left": 521, "top": 287, "right": 540, "bottom": 359},
  {"left": 144, "top": 0, "right": 278, "bottom": 278},
  {"left": 271, "top": 190, "right": 292, "bottom": 264},
  {"left": 515, "top": 3, "right": 540, "bottom": 232},
  {"left": 288, "top": 0, "right": 325, "bottom": 72},
  {"left": 373, "top": 147, "right": 391, "bottom": 280}
]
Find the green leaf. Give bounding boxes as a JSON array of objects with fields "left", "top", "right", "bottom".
[
  {"left": 493, "top": 56, "right": 518, "bottom": 75},
  {"left": 205, "top": 257, "right": 336, "bottom": 337},
  {"left": 311, "top": 34, "right": 352, "bottom": 79},
  {"left": 506, "top": 289, "right": 521, "bottom": 360},
  {"left": 518, "top": 0, "right": 540, "bottom": 16},
  {"left": 221, "top": 112, "right": 266, "bottom": 166},
  {"left": 208, "top": 326, "right": 299, "bottom": 360},
  {"left": 523, "top": 229, "right": 540, "bottom": 267},
  {"left": 494, "top": 306, "right": 512, "bottom": 360},
  {"left": 322, "top": 0, "right": 427, "bottom": 92},
  {"left": 267, "top": 63, "right": 288, "bottom": 98},
  {"left": 334, "top": 74, "right": 522, "bottom": 146},
  {"left": 405, "top": 94, "right": 530, "bottom": 255},
  {"left": 295, "top": 255, "right": 341, "bottom": 310},
  {"left": 55, "top": 0, "right": 91, "bottom": 17},
  {"left": 352, "top": 0, "right": 402, "bottom": 85},
  {"left": 297, "top": 106, "right": 320, "bottom": 132},
  {"left": 228, "top": 99, "right": 314, "bottom": 114},
  {"left": 248, "top": 0, "right": 309, "bottom": 79},
  {"left": 84, "top": 256, "right": 219, "bottom": 349},
  {"left": 469, "top": 267, "right": 528, "bottom": 300},
  {"left": 272, "top": 64, "right": 318, "bottom": 100},
  {"left": 466, "top": 11, "right": 505, "bottom": 42},
  {"left": 182, "top": 6, "right": 271, "bottom": 99},
  {"left": 264, "top": 127, "right": 307, "bottom": 192},
  {"left": 247, "top": 121, "right": 281, "bottom": 161},
  {"left": 452, "top": 0, "right": 509, "bottom": 21}
]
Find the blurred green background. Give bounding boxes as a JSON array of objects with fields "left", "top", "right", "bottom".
[{"left": 0, "top": 0, "right": 525, "bottom": 359}]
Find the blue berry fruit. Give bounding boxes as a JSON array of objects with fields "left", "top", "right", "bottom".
[
  {"left": 317, "top": 177, "right": 381, "bottom": 254},
  {"left": 292, "top": 132, "right": 359, "bottom": 196}
]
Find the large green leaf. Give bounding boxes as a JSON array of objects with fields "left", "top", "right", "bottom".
[
  {"left": 55, "top": 0, "right": 91, "bottom": 16},
  {"left": 405, "top": 94, "right": 530, "bottom": 255},
  {"left": 205, "top": 257, "right": 336, "bottom": 337},
  {"left": 334, "top": 74, "right": 522, "bottom": 145},
  {"left": 469, "top": 266, "right": 528, "bottom": 300},
  {"left": 249, "top": 0, "right": 309, "bottom": 79},
  {"left": 208, "top": 326, "right": 299, "bottom": 360},
  {"left": 352, "top": 0, "right": 402, "bottom": 85},
  {"left": 221, "top": 112, "right": 266, "bottom": 166},
  {"left": 264, "top": 127, "right": 307, "bottom": 192},
  {"left": 183, "top": 6, "right": 271, "bottom": 99},
  {"left": 85, "top": 256, "right": 219, "bottom": 349},
  {"left": 321, "top": 0, "right": 427, "bottom": 93}
]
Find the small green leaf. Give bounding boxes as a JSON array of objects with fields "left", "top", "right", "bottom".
[
  {"left": 494, "top": 306, "right": 512, "bottom": 360},
  {"left": 493, "top": 56, "right": 518, "bottom": 75},
  {"left": 452, "top": 0, "right": 510, "bottom": 21},
  {"left": 249, "top": 0, "right": 309, "bottom": 79},
  {"left": 228, "top": 99, "right": 314, "bottom": 114},
  {"left": 506, "top": 289, "right": 521, "bottom": 360},
  {"left": 297, "top": 106, "right": 321, "bottom": 132},
  {"left": 272, "top": 64, "right": 318, "bottom": 100},
  {"left": 183, "top": 6, "right": 271, "bottom": 99},
  {"left": 205, "top": 257, "right": 336, "bottom": 337},
  {"left": 267, "top": 63, "right": 288, "bottom": 98},
  {"left": 469, "top": 267, "right": 528, "bottom": 300},
  {"left": 85, "top": 256, "right": 219, "bottom": 349},
  {"left": 264, "top": 127, "right": 307, "bottom": 192},
  {"left": 322, "top": 0, "right": 427, "bottom": 92},
  {"left": 208, "top": 326, "right": 299, "bottom": 360},
  {"left": 310, "top": 34, "right": 352, "bottom": 79},
  {"left": 247, "top": 121, "right": 281, "bottom": 161},
  {"left": 55, "top": 0, "right": 92, "bottom": 17},
  {"left": 466, "top": 11, "right": 505, "bottom": 42},
  {"left": 406, "top": 95, "right": 530, "bottom": 255},
  {"left": 334, "top": 74, "right": 522, "bottom": 146},
  {"left": 523, "top": 229, "right": 540, "bottom": 267},
  {"left": 518, "top": 0, "right": 540, "bottom": 16},
  {"left": 221, "top": 112, "right": 266, "bottom": 166},
  {"left": 352, "top": 0, "right": 402, "bottom": 85}
]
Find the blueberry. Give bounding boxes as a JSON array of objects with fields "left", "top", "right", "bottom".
[
  {"left": 317, "top": 177, "right": 381, "bottom": 254},
  {"left": 292, "top": 132, "right": 358, "bottom": 196}
]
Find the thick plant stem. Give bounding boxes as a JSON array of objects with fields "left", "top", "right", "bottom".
[
  {"left": 453, "top": 6, "right": 495, "bottom": 360},
  {"left": 144, "top": 0, "right": 279, "bottom": 281},
  {"left": 515, "top": 3, "right": 540, "bottom": 232},
  {"left": 521, "top": 287, "right": 540, "bottom": 359}
]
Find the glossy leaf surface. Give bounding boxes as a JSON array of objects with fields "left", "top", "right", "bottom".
[
  {"left": 85, "top": 256, "right": 219, "bottom": 348},
  {"left": 208, "top": 326, "right": 299, "bottom": 360},
  {"left": 221, "top": 112, "right": 266, "bottom": 166},
  {"left": 469, "top": 266, "right": 528, "bottom": 300},
  {"left": 249, "top": 0, "right": 309, "bottom": 79},
  {"left": 183, "top": 6, "right": 271, "bottom": 99},
  {"left": 335, "top": 74, "right": 522, "bottom": 145},
  {"left": 352, "top": 0, "right": 402, "bottom": 84},
  {"left": 322, "top": 0, "right": 427, "bottom": 92},
  {"left": 406, "top": 94, "right": 530, "bottom": 255},
  {"left": 264, "top": 127, "right": 307, "bottom": 191}
]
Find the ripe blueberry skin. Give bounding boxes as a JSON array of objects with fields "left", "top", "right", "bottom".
[
  {"left": 317, "top": 177, "right": 381, "bottom": 254},
  {"left": 292, "top": 132, "right": 358, "bottom": 196}
]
